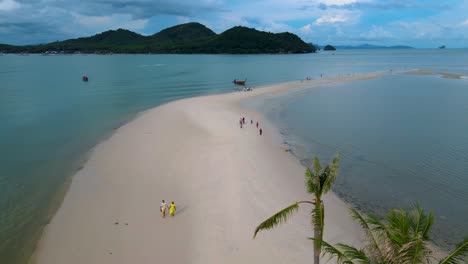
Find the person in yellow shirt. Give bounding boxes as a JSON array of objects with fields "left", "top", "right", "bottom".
[{"left": 169, "top": 201, "right": 176, "bottom": 216}]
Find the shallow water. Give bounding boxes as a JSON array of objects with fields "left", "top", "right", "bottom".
[
  {"left": 250, "top": 73, "right": 468, "bottom": 249},
  {"left": 1, "top": 49, "right": 467, "bottom": 262}
]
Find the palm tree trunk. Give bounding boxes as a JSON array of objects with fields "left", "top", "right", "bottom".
[
  {"left": 314, "top": 198, "right": 322, "bottom": 264},
  {"left": 314, "top": 227, "right": 321, "bottom": 264}
]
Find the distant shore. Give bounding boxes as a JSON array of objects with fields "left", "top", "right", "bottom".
[{"left": 32, "top": 71, "right": 392, "bottom": 264}]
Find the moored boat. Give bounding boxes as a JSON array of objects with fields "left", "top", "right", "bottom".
[
  {"left": 233, "top": 79, "right": 246, "bottom": 85},
  {"left": 82, "top": 75, "right": 89, "bottom": 82}
]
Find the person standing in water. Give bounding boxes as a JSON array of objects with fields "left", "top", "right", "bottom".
[
  {"left": 160, "top": 200, "right": 168, "bottom": 218},
  {"left": 169, "top": 201, "right": 176, "bottom": 216}
]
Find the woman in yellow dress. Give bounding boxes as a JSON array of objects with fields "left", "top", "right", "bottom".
[{"left": 169, "top": 201, "right": 176, "bottom": 216}]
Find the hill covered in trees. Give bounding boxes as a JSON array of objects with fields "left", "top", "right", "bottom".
[{"left": 0, "top": 23, "right": 315, "bottom": 54}]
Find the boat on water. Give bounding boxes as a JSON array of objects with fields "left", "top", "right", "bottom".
[
  {"left": 439, "top": 45, "right": 446, "bottom": 49},
  {"left": 233, "top": 79, "right": 246, "bottom": 85},
  {"left": 82, "top": 75, "right": 89, "bottom": 82}
]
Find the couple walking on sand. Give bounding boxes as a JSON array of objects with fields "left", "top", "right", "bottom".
[{"left": 160, "top": 200, "right": 176, "bottom": 218}]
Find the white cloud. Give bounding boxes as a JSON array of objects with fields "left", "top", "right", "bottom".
[
  {"left": 461, "top": 19, "right": 468, "bottom": 26},
  {"left": 0, "top": 0, "right": 20, "bottom": 11},
  {"left": 314, "top": 15, "right": 348, "bottom": 25},
  {"left": 300, "top": 24, "right": 312, "bottom": 33},
  {"left": 321, "top": 0, "right": 360, "bottom": 5}
]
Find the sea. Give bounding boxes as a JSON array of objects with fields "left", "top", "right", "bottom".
[{"left": 1, "top": 49, "right": 467, "bottom": 263}]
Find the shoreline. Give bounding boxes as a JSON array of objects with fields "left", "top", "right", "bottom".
[{"left": 31, "top": 71, "right": 390, "bottom": 263}]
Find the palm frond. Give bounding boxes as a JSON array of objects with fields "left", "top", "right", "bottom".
[
  {"left": 310, "top": 238, "right": 368, "bottom": 264},
  {"left": 439, "top": 238, "right": 468, "bottom": 264},
  {"left": 313, "top": 156, "right": 322, "bottom": 177},
  {"left": 396, "top": 233, "right": 432, "bottom": 264},
  {"left": 409, "top": 204, "right": 433, "bottom": 240},
  {"left": 404, "top": 205, "right": 432, "bottom": 264},
  {"left": 305, "top": 167, "right": 317, "bottom": 194},
  {"left": 253, "top": 202, "right": 300, "bottom": 238},
  {"left": 350, "top": 208, "right": 385, "bottom": 260},
  {"left": 322, "top": 153, "right": 340, "bottom": 193},
  {"left": 337, "top": 243, "right": 371, "bottom": 264},
  {"left": 385, "top": 208, "right": 410, "bottom": 248}
]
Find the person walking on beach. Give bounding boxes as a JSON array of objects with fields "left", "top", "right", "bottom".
[
  {"left": 160, "top": 200, "right": 168, "bottom": 218},
  {"left": 256, "top": 121, "right": 259, "bottom": 128},
  {"left": 239, "top": 118, "right": 243, "bottom": 128},
  {"left": 259, "top": 128, "right": 263, "bottom": 136},
  {"left": 169, "top": 201, "right": 176, "bottom": 216},
  {"left": 251, "top": 119, "right": 253, "bottom": 124}
]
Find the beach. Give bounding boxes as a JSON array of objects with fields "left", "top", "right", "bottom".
[{"left": 31, "top": 74, "right": 385, "bottom": 264}]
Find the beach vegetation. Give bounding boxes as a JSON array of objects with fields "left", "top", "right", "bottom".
[
  {"left": 316, "top": 205, "right": 468, "bottom": 264},
  {"left": 253, "top": 153, "right": 340, "bottom": 264}
]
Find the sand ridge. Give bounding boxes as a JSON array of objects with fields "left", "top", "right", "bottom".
[{"left": 31, "top": 73, "right": 389, "bottom": 264}]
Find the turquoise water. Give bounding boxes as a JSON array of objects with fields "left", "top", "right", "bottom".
[
  {"left": 0, "top": 50, "right": 467, "bottom": 262},
  {"left": 254, "top": 73, "right": 468, "bottom": 249}
]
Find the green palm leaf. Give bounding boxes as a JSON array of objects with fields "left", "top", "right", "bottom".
[
  {"left": 310, "top": 238, "right": 354, "bottom": 264},
  {"left": 321, "top": 153, "right": 340, "bottom": 193},
  {"left": 305, "top": 167, "right": 317, "bottom": 194},
  {"left": 350, "top": 208, "right": 385, "bottom": 260},
  {"left": 253, "top": 202, "right": 300, "bottom": 238},
  {"left": 439, "top": 238, "right": 468, "bottom": 264},
  {"left": 396, "top": 233, "right": 432, "bottom": 264},
  {"left": 313, "top": 156, "right": 322, "bottom": 178},
  {"left": 310, "top": 238, "right": 369, "bottom": 264},
  {"left": 336, "top": 243, "right": 370, "bottom": 264}
]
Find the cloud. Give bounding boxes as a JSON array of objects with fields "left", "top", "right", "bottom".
[
  {"left": 0, "top": 0, "right": 20, "bottom": 11},
  {"left": 359, "top": 25, "right": 394, "bottom": 40},
  {"left": 0, "top": 0, "right": 227, "bottom": 44},
  {"left": 315, "top": 15, "right": 348, "bottom": 25},
  {"left": 321, "top": 0, "right": 360, "bottom": 5},
  {"left": 73, "top": 13, "right": 148, "bottom": 31},
  {"left": 318, "top": 0, "right": 450, "bottom": 11},
  {"left": 1, "top": 0, "right": 468, "bottom": 47},
  {"left": 300, "top": 24, "right": 313, "bottom": 33}
]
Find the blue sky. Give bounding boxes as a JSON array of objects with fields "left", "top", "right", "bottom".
[{"left": 1, "top": 0, "right": 468, "bottom": 48}]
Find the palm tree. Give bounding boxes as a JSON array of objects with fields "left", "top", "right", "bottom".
[
  {"left": 317, "top": 205, "right": 468, "bottom": 264},
  {"left": 253, "top": 153, "right": 340, "bottom": 264}
]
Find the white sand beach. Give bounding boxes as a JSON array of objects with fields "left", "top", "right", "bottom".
[{"left": 32, "top": 73, "right": 386, "bottom": 264}]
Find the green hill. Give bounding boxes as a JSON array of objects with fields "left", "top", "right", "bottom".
[
  {"left": 150, "top": 22, "right": 215, "bottom": 43},
  {"left": 323, "top": 44, "right": 336, "bottom": 51},
  {"left": 0, "top": 22, "right": 315, "bottom": 54},
  {"left": 204, "top": 26, "right": 314, "bottom": 53}
]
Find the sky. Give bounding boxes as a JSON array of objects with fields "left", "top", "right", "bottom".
[{"left": 1, "top": 0, "right": 468, "bottom": 48}]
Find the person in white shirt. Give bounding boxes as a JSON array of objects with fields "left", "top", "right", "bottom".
[{"left": 160, "top": 200, "right": 168, "bottom": 218}]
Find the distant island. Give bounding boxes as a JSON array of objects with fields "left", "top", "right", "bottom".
[
  {"left": 323, "top": 45, "right": 336, "bottom": 51},
  {"left": 0, "top": 22, "right": 315, "bottom": 54},
  {"left": 335, "top": 44, "right": 414, "bottom": 49}
]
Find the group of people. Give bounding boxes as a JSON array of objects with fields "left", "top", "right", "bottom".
[
  {"left": 237, "top": 86, "right": 254, "bottom": 92},
  {"left": 239, "top": 116, "right": 263, "bottom": 135},
  {"left": 160, "top": 200, "right": 176, "bottom": 218}
]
